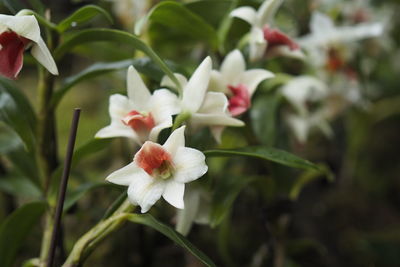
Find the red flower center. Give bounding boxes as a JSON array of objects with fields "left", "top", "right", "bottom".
[
  {"left": 263, "top": 25, "right": 299, "bottom": 51},
  {"left": 0, "top": 31, "right": 31, "bottom": 79},
  {"left": 135, "top": 142, "right": 174, "bottom": 179},
  {"left": 122, "top": 110, "right": 155, "bottom": 134},
  {"left": 228, "top": 84, "right": 251, "bottom": 116}
]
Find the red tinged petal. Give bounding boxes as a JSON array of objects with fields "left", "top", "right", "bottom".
[
  {"left": 135, "top": 142, "right": 173, "bottom": 177},
  {"left": 0, "top": 31, "right": 30, "bottom": 79},
  {"left": 263, "top": 26, "right": 299, "bottom": 51},
  {"left": 228, "top": 84, "right": 251, "bottom": 116},
  {"left": 122, "top": 110, "right": 155, "bottom": 133}
]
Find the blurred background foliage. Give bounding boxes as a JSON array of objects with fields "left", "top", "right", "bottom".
[{"left": 0, "top": 0, "right": 400, "bottom": 266}]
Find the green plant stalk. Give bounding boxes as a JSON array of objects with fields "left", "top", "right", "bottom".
[
  {"left": 62, "top": 200, "right": 134, "bottom": 267},
  {"left": 37, "top": 29, "right": 60, "bottom": 266}
]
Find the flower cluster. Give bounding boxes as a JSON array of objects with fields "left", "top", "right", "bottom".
[{"left": 97, "top": 53, "right": 273, "bottom": 213}]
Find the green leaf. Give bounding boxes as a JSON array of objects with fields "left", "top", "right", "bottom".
[
  {"left": 51, "top": 58, "right": 181, "bottom": 107},
  {"left": 0, "top": 78, "right": 37, "bottom": 153},
  {"left": 1, "top": 0, "right": 25, "bottom": 14},
  {"left": 0, "top": 123, "right": 39, "bottom": 183},
  {"left": 136, "top": 1, "right": 218, "bottom": 49},
  {"left": 127, "top": 213, "right": 216, "bottom": 267},
  {"left": 54, "top": 29, "right": 181, "bottom": 90},
  {"left": 57, "top": 5, "right": 113, "bottom": 33},
  {"left": 185, "top": 0, "right": 233, "bottom": 28},
  {"left": 289, "top": 165, "right": 334, "bottom": 200},
  {"left": 0, "top": 202, "right": 46, "bottom": 267},
  {"left": 250, "top": 93, "right": 283, "bottom": 146},
  {"left": 204, "top": 147, "right": 321, "bottom": 171},
  {"left": 211, "top": 175, "right": 257, "bottom": 227},
  {"left": 0, "top": 175, "right": 42, "bottom": 199}
]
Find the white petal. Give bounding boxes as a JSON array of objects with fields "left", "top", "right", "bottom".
[
  {"left": 190, "top": 114, "right": 244, "bottom": 127},
  {"left": 0, "top": 15, "right": 40, "bottom": 42},
  {"left": 106, "top": 162, "right": 141, "bottom": 186},
  {"left": 175, "top": 186, "right": 201, "bottom": 235},
  {"left": 310, "top": 12, "right": 335, "bottom": 36},
  {"left": 149, "top": 89, "right": 180, "bottom": 124},
  {"left": 182, "top": 57, "right": 212, "bottom": 113},
  {"left": 108, "top": 94, "right": 135, "bottom": 121},
  {"left": 162, "top": 126, "right": 186, "bottom": 156},
  {"left": 230, "top": 7, "right": 257, "bottom": 25},
  {"left": 197, "top": 92, "right": 228, "bottom": 114},
  {"left": 173, "top": 147, "right": 208, "bottom": 183},
  {"left": 148, "top": 120, "right": 172, "bottom": 143},
  {"left": 127, "top": 174, "right": 165, "bottom": 213},
  {"left": 337, "top": 22, "right": 384, "bottom": 43},
  {"left": 162, "top": 181, "right": 185, "bottom": 209},
  {"left": 241, "top": 69, "right": 274, "bottom": 96},
  {"left": 281, "top": 76, "right": 328, "bottom": 113},
  {"left": 220, "top": 50, "right": 245, "bottom": 85},
  {"left": 267, "top": 46, "right": 305, "bottom": 60},
  {"left": 287, "top": 115, "right": 310, "bottom": 144},
  {"left": 256, "top": 0, "right": 284, "bottom": 27},
  {"left": 30, "top": 38, "right": 58, "bottom": 75},
  {"left": 160, "top": 73, "right": 188, "bottom": 89},
  {"left": 249, "top": 27, "right": 267, "bottom": 61},
  {"left": 95, "top": 123, "right": 140, "bottom": 143},
  {"left": 208, "top": 71, "right": 228, "bottom": 94},
  {"left": 210, "top": 126, "right": 225, "bottom": 143},
  {"left": 127, "top": 66, "right": 151, "bottom": 110}
]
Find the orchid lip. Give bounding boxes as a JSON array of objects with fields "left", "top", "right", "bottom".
[
  {"left": 134, "top": 142, "right": 175, "bottom": 180},
  {"left": 122, "top": 110, "right": 155, "bottom": 133},
  {"left": 228, "top": 84, "right": 251, "bottom": 116}
]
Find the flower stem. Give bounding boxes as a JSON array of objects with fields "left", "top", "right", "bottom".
[{"left": 62, "top": 200, "right": 134, "bottom": 267}]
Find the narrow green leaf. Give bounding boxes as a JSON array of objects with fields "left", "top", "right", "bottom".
[
  {"left": 54, "top": 29, "right": 181, "bottom": 90},
  {"left": 185, "top": 0, "right": 233, "bottom": 28},
  {"left": 0, "top": 202, "right": 46, "bottom": 267},
  {"left": 127, "top": 213, "right": 216, "bottom": 267},
  {"left": 57, "top": 5, "right": 113, "bottom": 33},
  {"left": 289, "top": 165, "right": 334, "bottom": 200},
  {"left": 0, "top": 78, "right": 37, "bottom": 153},
  {"left": 204, "top": 147, "right": 321, "bottom": 171},
  {"left": 136, "top": 1, "right": 218, "bottom": 49},
  {"left": 51, "top": 58, "right": 181, "bottom": 107},
  {"left": 1, "top": 0, "right": 25, "bottom": 14},
  {"left": 250, "top": 93, "right": 283, "bottom": 146},
  {"left": 0, "top": 123, "right": 39, "bottom": 183},
  {"left": 0, "top": 175, "right": 42, "bottom": 199}
]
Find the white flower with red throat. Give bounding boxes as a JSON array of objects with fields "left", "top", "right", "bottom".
[
  {"left": 161, "top": 57, "right": 244, "bottom": 143},
  {"left": 208, "top": 50, "right": 274, "bottom": 116},
  {"left": 298, "top": 11, "right": 384, "bottom": 68},
  {"left": 0, "top": 13, "right": 58, "bottom": 79},
  {"left": 230, "top": 0, "right": 302, "bottom": 61},
  {"left": 96, "top": 65, "right": 179, "bottom": 145},
  {"left": 106, "top": 126, "right": 208, "bottom": 213}
]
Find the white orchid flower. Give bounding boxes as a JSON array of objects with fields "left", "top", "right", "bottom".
[
  {"left": 96, "top": 66, "right": 179, "bottom": 145},
  {"left": 209, "top": 50, "right": 274, "bottom": 116},
  {"left": 0, "top": 13, "right": 58, "bottom": 79},
  {"left": 161, "top": 57, "right": 244, "bottom": 143},
  {"left": 106, "top": 126, "right": 208, "bottom": 213},
  {"left": 281, "top": 76, "right": 332, "bottom": 143},
  {"left": 298, "top": 11, "right": 384, "bottom": 67},
  {"left": 230, "top": 0, "right": 302, "bottom": 61}
]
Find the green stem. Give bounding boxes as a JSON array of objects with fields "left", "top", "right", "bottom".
[
  {"left": 62, "top": 200, "right": 134, "bottom": 267},
  {"left": 172, "top": 112, "right": 191, "bottom": 131},
  {"left": 37, "top": 29, "right": 60, "bottom": 266}
]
